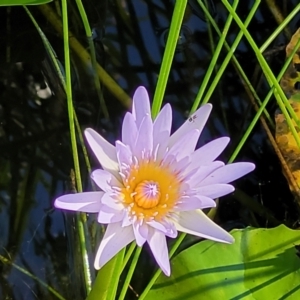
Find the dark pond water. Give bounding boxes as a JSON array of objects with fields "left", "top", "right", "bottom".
[{"left": 0, "top": 0, "right": 300, "bottom": 299}]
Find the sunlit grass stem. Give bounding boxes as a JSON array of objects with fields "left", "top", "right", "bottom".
[
  {"left": 229, "top": 35, "right": 300, "bottom": 163},
  {"left": 196, "top": 0, "right": 258, "bottom": 105},
  {"left": 121, "top": 242, "right": 137, "bottom": 273},
  {"left": 222, "top": 0, "right": 300, "bottom": 151},
  {"left": 61, "top": 0, "right": 92, "bottom": 293},
  {"left": 260, "top": 3, "right": 300, "bottom": 53},
  {"left": 191, "top": 0, "right": 239, "bottom": 113},
  {"left": 74, "top": 0, "right": 109, "bottom": 118},
  {"left": 191, "top": 0, "right": 273, "bottom": 127},
  {"left": 118, "top": 246, "right": 142, "bottom": 300},
  {"left": 151, "top": 0, "right": 188, "bottom": 119},
  {"left": 265, "top": 0, "right": 291, "bottom": 38}
]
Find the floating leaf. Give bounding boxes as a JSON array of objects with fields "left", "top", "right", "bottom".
[{"left": 145, "top": 225, "right": 300, "bottom": 300}]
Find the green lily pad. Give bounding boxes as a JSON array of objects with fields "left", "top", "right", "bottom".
[
  {"left": 0, "top": 0, "right": 52, "bottom": 6},
  {"left": 145, "top": 225, "right": 300, "bottom": 300}
]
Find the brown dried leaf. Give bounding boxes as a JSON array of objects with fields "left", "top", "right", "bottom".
[{"left": 275, "top": 28, "right": 300, "bottom": 199}]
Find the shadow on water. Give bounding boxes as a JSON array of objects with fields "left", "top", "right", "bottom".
[{"left": 0, "top": 1, "right": 300, "bottom": 299}]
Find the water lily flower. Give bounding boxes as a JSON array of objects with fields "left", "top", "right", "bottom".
[{"left": 55, "top": 86, "right": 255, "bottom": 276}]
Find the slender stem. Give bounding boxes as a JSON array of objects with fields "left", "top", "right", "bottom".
[
  {"left": 61, "top": 0, "right": 91, "bottom": 293},
  {"left": 118, "top": 246, "right": 142, "bottom": 300},
  {"left": 121, "top": 242, "right": 136, "bottom": 273},
  {"left": 201, "top": 0, "right": 258, "bottom": 104},
  {"left": 74, "top": 0, "right": 109, "bottom": 118},
  {"left": 265, "top": 0, "right": 291, "bottom": 38},
  {"left": 192, "top": 0, "right": 273, "bottom": 126},
  {"left": 260, "top": 3, "right": 300, "bottom": 53},
  {"left": 151, "top": 0, "right": 188, "bottom": 118},
  {"left": 229, "top": 34, "right": 300, "bottom": 163},
  {"left": 221, "top": 0, "right": 300, "bottom": 151},
  {"left": 61, "top": 0, "right": 82, "bottom": 193},
  {"left": 191, "top": 0, "right": 239, "bottom": 112}
]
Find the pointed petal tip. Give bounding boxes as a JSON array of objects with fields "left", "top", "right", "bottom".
[
  {"left": 212, "top": 228, "right": 235, "bottom": 244},
  {"left": 84, "top": 127, "right": 96, "bottom": 137},
  {"left": 248, "top": 162, "right": 256, "bottom": 171},
  {"left": 157, "top": 257, "right": 171, "bottom": 277},
  {"left": 238, "top": 162, "right": 256, "bottom": 175},
  {"left": 132, "top": 86, "right": 151, "bottom": 126},
  {"left": 192, "top": 103, "right": 213, "bottom": 121},
  {"left": 221, "top": 136, "right": 230, "bottom": 144},
  {"left": 94, "top": 260, "right": 101, "bottom": 270},
  {"left": 199, "top": 161, "right": 255, "bottom": 186},
  {"left": 169, "top": 102, "right": 213, "bottom": 148},
  {"left": 198, "top": 103, "right": 213, "bottom": 117},
  {"left": 175, "top": 210, "right": 236, "bottom": 244},
  {"left": 147, "top": 229, "right": 171, "bottom": 277},
  {"left": 163, "top": 264, "right": 171, "bottom": 277},
  {"left": 204, "top": 103, "right": 213, "bottom": 109},
  {"left": 135, "top": 86, "right": 147, "bottom": 94},
  {"left": 222, "top": 233, "right": 235, "bottom": 244}
]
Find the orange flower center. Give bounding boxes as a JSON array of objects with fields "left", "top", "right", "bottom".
[{"left": 121, "top": 159, "right": 182, "bottom": 221}]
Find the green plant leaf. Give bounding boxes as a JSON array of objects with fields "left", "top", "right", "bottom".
[
  {"left": 86, "top": 248, "right": 125, "bottom": 300},
  {"left": 0, "top": 0, "right": 52, "bottom": 6},
  {"left": 145, "top": 225, "right": 300, "bottom": 300}
]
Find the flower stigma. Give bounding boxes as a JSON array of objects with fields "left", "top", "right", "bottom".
[{"left": 134, "top": 180, "right": 161, "bottom": 209}]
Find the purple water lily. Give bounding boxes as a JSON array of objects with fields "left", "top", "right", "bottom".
[{"left": 55, "top": 86, "right": 255, "bottom": 276}]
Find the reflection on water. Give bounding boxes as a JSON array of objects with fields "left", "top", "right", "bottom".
[{"left": 0, "top": 1, "right": 299, "bottom": 299}]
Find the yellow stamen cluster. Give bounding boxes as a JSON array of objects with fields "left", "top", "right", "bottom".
[{"left": 121, "top": 160, "right": 181, "bottom": 221}]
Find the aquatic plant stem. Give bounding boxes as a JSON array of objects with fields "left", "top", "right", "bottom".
[
  {"left": 74, "top": 0, "right": 109, "bottom": 118},
  {"left": 229, "top": 35, "right": 300, "bottom": 163},
  {"left": 192, "top": 0, "right": 272, "bottom": 126},
  {"left": 118, "top": 246, "right": 142, "bottom": 300},
  {"left": 221, "top": 0, "right": 300, "bottom": 151},
  {"left": 191, "top": 0, "right": 239, "bottom": 113},
  {"left": 121, "top": 242, "right": 136, "bottom": 273},
  {"left": 151, "top": 0, "right": 188, "bottom": 119},
  {"left": 61, "top": 0, "right": 92, "bottom": 293},
  {"left": 260, "top": 3, "right": 300, "bottom": 53},
  {"left": 265, "top": 0, "right": 291, "bottom": 38}
]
